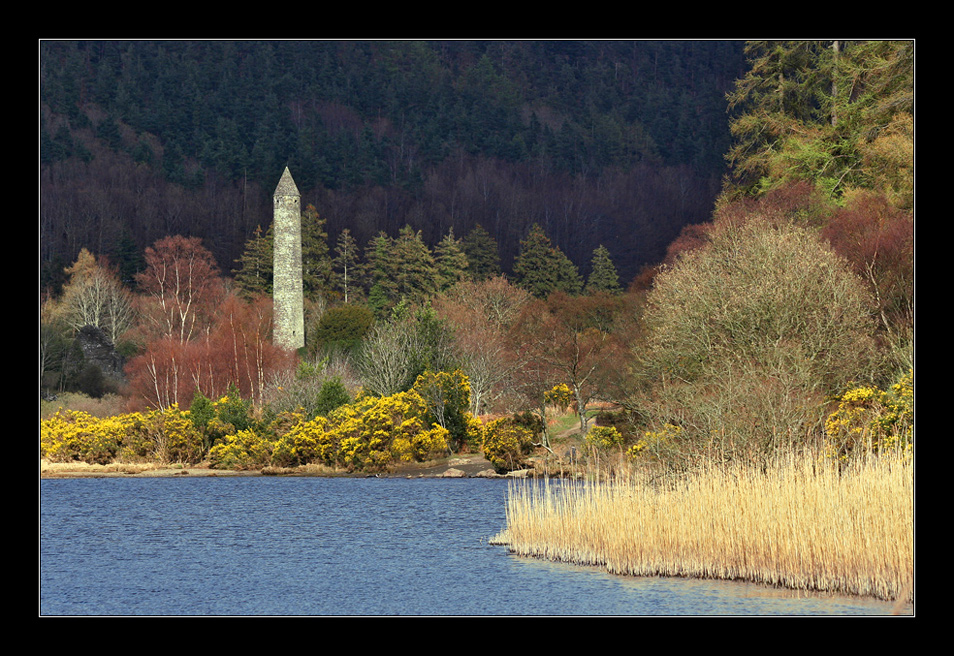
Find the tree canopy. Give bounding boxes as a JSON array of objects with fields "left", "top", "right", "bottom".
[{"left": 725, "top": 40, "right": 913, "bottom": 206}]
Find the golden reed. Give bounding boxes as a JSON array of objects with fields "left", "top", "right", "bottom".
[{"left": 491, "top": 450, "right": 913, "bottom": 603}]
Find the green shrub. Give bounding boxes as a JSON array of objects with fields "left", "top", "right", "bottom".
[
  {"left": 315, "top": 376, "right": 351, "bottom": 416},
  {"left": 312, "top": 303, "right": 374, "bottom": 355},
  {"left": 412, "top": 369, "right": 471, "bottom": 451}
]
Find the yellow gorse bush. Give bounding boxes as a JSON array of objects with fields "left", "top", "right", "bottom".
[
  {"left": 41, "top": 409, "right": 125, "bottom": 464},
  {"left": 825, "top": 368, "right": 913, "bottom": 460},
  {"left": 545, "top": 383, "right": 574, "bottom": 411},
  {"left": 41, "top": 405, "right": 204, "bottom": 465},
  {"left": 42, "top": 375, "right": 478, "bottom": 473},
  {"left": 585, "top": 425, "right": 624, "bottom": 451},
  {"left": 208, "top": 387, "right": 452, "bottom": 472},
  {"left": 481, "top": 417, "right": 534, "bottom": 473},
  {"left": 628, "top": 423, "right": 683, "bottom": 460},
  {"left": 208, "top": 428, "right": 274, "bottom": 470}
]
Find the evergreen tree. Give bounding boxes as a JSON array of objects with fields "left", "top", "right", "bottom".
[
  {"left": 364, "top": 226, "right": 438, "bottom": 316},
  {"left": 365, "top": 232, "right": 397, "bottom": 316},
  {"left": 725, "top": 40, "right": 913, "bottom": 204},
  {"left": 113, "top": 230, "right": 145, "bottom": 288},
  {"left": 301, "top": 203, "right": 333, "bottom": 300},
  {"left": 513, "top": 224, "right": 582, "bottom": 298},
  {"left": 462, "top": 224, "right": 501, "bottom": 281},
  {"left": 233, "top": 225, "right": 273, "bottom": 297},
  {"left": 585, "top": 245, "right": 622, "bottom": 294},
  {"left": 392, "top": 225, "right": 438, "bottom": 305},
  {"left": 434, "top": 228, "right": 470, "bottom": 292}
]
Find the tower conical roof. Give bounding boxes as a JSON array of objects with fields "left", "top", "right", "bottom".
[{"left": 274, "top": 167, "right": 300, "bottom": 197}]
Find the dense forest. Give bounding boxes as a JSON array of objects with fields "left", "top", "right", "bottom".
[
  {"left": 40, "top": 40, "right": 746, "bottom": 290},
  {"left": 41, "top": 40, "right": 914, "bottom": 475}
]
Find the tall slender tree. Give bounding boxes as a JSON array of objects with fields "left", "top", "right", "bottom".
[
  {"left": 434, "top": 228, "right": 470, "bottom": 292},
  {"left": 301, "top": 203, "right": 333, "bottom": 301},
  {"left": 134, "top": 235, "right": 224, "bottom": 344},
  {"left": 333, "top": 228, "right": 360, "bottom": 303}
]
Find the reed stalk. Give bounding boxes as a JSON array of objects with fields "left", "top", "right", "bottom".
[{"left": 490, "top": 449, "right": 913, "bottom": 602}]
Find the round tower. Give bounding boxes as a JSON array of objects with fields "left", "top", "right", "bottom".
[{"left": 272, "top": 167, "right": 304, "bottom": 350}]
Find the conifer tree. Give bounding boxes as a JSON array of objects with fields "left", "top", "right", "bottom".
[
  {"left": 393, "top": 225, "right": 438, "bottom": 305},
  {"left": 301, "top": 203, "right": 333, "bottom": 300},
  {"left": 462, "top": 224, "right": 501, "bottom": 281},
  {"left": 365, "top": 232, "right": 397, "bottom": 316},
  {"left": 434, "top": 228, "right": 470, "bottom": 292},
  {"left": 585, "top": 244, "right": 622, "bottom": 294},
  {"left": 513, "top": 223, "right": 582, "bottom": 298},
  {"left": 365, "top": 226, "right": 439, "bottom": 315},
  {"left": 725, "top": 40, "right": 913, "bottom": 204},
  {"left": 233, "top": 225, "right": 273, "bottom": 297}
]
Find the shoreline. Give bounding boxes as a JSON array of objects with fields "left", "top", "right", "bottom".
[{"left": 39, "top": 453, "right": 513, "bottom": 480}]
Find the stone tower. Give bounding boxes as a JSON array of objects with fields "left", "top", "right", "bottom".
[{"left": 272, "top": 167, "right": 304, "bottom": 350}]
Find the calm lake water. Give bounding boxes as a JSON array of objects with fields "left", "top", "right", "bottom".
[{"left": 40, "top": 477, "right": 905, "bottom": 616}]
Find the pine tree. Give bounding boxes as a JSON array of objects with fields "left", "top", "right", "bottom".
[
  {"left": 364, "top": 226, "right": 439, "bottom": 316},
  {"left": 233, "top": 225, "right": 273, "bottom": 297},
  {"left": 513, "top": 224, "right": 582, "bottom": 298},
  {"left": 301, "top": 203, "right": 333, "bottom": 300},
  {"left": 585, "top": 245, "right": 622, "bottom": 294},
  {"left": 365, "top": 232, "right": 398, "bottom": 316},
  {"left": 393, "top": 225, "right": 438, "bottom": 305},
  {"left": 462, "top": 224, "right": 501, "bottom": 281},
  {"left": 434, "top": 228, "right": 470, "bottom": 292}
]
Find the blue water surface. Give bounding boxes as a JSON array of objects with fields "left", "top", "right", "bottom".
[{"left": 40, "top": 477, "right": 903, "bottom": 616}]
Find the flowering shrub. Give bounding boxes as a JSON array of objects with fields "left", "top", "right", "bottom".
[
  {"left": 41, "top": 405, "right": 204, "bottom": 465},
  {"left": 825, "top": 368, "right": 913, "bottom": 460},
  {"left": 208, "top": 428, "right": 274, "bottom": 470},
  {"left": 41, "top": 409, "right": 130, "bottom": 464},
  {"left": 627, "top": 423, "right": 683, "bottom": 460},
  {"left": 238, "top": 388, "right": 450, "bottom": 472},
  {"left": 584, "top": 425, "right": 623, "bottom": 451},
  {"left": 42, "top": 374, "right": 477, "bottom": 473},
  {"left": 462, "top": 412, "right": 485, "bottom": 450},
  {"left": 481, "top": 417, "right": 533, "bottom": 473},
  {"left": 545, "top": 383, "right": 574, "bottom": 411},
  {"left": 139, "top": 405, "right": 206, "bottom": 464}
]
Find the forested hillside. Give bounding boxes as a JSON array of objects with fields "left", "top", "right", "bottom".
[
  {"left": 40, "top": 40, "right": 746, "bottom": 291},
  {"left": 41, "top": 40, "right": 913, "bottom": 479}
]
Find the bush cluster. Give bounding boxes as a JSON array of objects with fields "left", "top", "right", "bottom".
[
  {"left": 481, "top": 417, "right": 534, "bottom": 473},
  {"left": 824, "top": 368, "right": 913, "bottom": 461},
  {"left": 41, "top": 405, "right": 205, "bottom": 465},
  {"left": 43, "top": 370, "right": 486, "bottom": 474}
]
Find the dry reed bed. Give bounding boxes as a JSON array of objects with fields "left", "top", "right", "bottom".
[{"left": 491, "top": 452, "right": 913, "bottom": 602}]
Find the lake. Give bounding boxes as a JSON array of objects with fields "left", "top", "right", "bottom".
[{"left": 40, "top": 476, "right": 905, "bottom": 616}]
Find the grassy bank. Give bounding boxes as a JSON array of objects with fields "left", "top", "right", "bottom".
[{"left": 490, "top": 450, "right": 913, "bottom": 604}]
